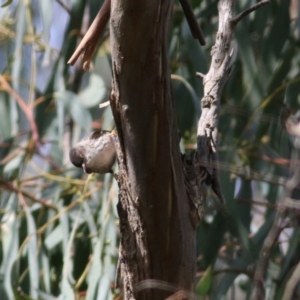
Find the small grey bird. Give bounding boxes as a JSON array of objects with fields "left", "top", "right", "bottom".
[{"left": 69, "top": 130, "right": 117, "bottom": 174}]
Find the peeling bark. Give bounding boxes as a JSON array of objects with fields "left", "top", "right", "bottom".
[{"left": 188, "top": 0, "right": 269, "bottom": 222}]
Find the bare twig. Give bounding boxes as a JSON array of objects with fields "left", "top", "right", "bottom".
[
  {"left": 236, "top": 198, "right": 277, "bottom": 210},
  {"left": 253, "top": 211, "right": 286, "bottom": 300},
  {"left": 67, "top": 0, "right": 110, "bottom": 69},
  {"left": 282, "top": 260, "right": 300, "bottom": 300},
  {"left": 0, "top": 76, "right": 40, "bottom": 147},
  {"left": 196, "top": 72, "right": 205, "bottom": 79},
  {"left": 55, "top": 0, "right": 72, "bottom": 15},
  {"left": 230, "top": 0, "right": 270, "bottom": 27},
  {"left": 179, "top": 0, "right": 206, "bottom": 46},
  {"left": 282, "top": 197, "right": 300, "bottom": 210},
  {"left": 254, "top": 138, "right": 300, "bottom": 299},
  {"left": 197, "top": 268, "right": 253, "bottom": 277},
  {"left": 187, "top": 0, "right": 270, "bottom": 217},
  {"left": 0, "top": 178, "right": 57, "bottom": 211},
  {"left": 134, "top": 279, "right": 199, "bottom": 300},
  {"left": 99, "top": 100, "right": 110, "bottom": 108}
]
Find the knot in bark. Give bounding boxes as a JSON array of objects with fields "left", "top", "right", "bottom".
[
  {"left": 201, "top": 95, "right": 215, "bottom": 108},
  {"left": 205, "top": 123, "right": 214, "bottom": 131}
]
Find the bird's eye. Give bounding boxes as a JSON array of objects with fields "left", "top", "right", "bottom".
[
  {"left": 69, "top": 148, "right": 84, "bottom": 168},
  {"left": 91, "top": 131, "right": 103, "bottom": 139}
]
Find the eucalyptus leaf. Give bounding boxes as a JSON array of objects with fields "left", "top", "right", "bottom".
[
  {"left": 38, "top": 0, "right": 53, "bottom": 66},
  {"left": 55, "top": 90, "right": 92, "bottom": 133},
  {"left": 0, "top": 194, "right": 19, "bottom": 300},
  {"left": 79, "top": 73, "right": 107, "bottom": 108},
  {"left": 44, "top": 224, "right": 63, "bottom": 250},
  {"left": 196, "top": 265, "right": 212, "bottom": 296},
  {"left": 1, "top": 0, "right": 12, "bottom": 8},
  {"left": 3, "top": 149, "right": 25, "bottom": 173},
  {"left": 23, "top": 205, "right": 39, "bottom": 299}
]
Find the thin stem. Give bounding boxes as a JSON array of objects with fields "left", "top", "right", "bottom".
[
  {"left": 68, "top": 0, "right": 110, "bottom": 68},
  {"left": 230, "top": 0, "right": 270, "bottom": 26}
]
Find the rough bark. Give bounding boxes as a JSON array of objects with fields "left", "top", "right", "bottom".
[
  {"left": 185, "top": 0, "right": 270, "bottom": 222},
  {"left": 67, "top": 0, "right": 271, "bottom": 298},
  {"left": 67, "top": 0, "right": 270, "bottom": 298},
  {"left": 109, "top": 0, "right": 196, "bottom": 299}
]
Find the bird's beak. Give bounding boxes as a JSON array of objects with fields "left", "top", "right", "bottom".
[{"left": 82, "top": 163, "right": 87, "bottom": 173}]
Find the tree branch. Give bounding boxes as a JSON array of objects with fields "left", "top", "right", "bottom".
[
  {"left": 282, "top": 260, "right": 300, "bottom": 300},
  {"left": 55, "top": 0, "right": 72, "bottom": 15},
  {"left": 0, "top": 75, "right": 40, "bottom": 148},
  {"left": 254, "top": 134, "right": 300, "bottom": 299},
  {"left": 230, "top": 0, "right": 270, "bottom": 27},
  {"left": 0, "top": 178, "right": 57, "bottom": 211},
  {"left": 179, "top": 0, "right": 206, "bottom": 45},
  {"left": 67, "top": 0, "right": 110, "bottom": 69},
  {"left": 188, "top": 0, "right": 270, "bottom": 216}
]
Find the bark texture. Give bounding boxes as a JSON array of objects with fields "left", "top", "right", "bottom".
[
  {"left": 110, "top": 0, "right": 196, "bottom": 299},
  {"left": 185, "top": 0, "right": 269, "bottom": 222}
]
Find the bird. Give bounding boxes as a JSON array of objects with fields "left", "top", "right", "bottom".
[{"left": 69, "top": 130, "right": 117, "bottom": 174}]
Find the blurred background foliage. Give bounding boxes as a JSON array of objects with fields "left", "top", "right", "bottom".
[{"left": 0, "top": 0, "right": 299, "bottom": 299}]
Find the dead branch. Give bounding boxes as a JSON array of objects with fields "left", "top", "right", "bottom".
[
  {"left": 179, "top": 0, "right": 206, "bottom": 45},
  {"left": 67, "top": 0, "right": 111, "bottom": 69},
  {"left": 254, "top": 138, "right": 300, "bottom": 299},
  {"left": 230, "top": 0, "right": 270, "bottom": 27},
  {"left": 55, "top": 0, "right": 72, "bottom": 15},
  {"left": 0, "top": 75, "right": 40, "bottom": 148},
  {"left": 0, "top": 178, "right": 57, "bottom": 211},
  {"left": 187, "top": 0, "right": 270, "bottom": 217},
  {"left": 253, "top": 211, "right": 286, "bottom": 300},
  {"left": 282, "top": 260, "right": 300, "bottom": 300},
  {"left": 68, "top": 0, "right": 205, "bottom": 71}
]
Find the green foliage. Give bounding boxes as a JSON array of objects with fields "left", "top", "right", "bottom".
[{"left": 0, "top": 0, "right": 299, "bottom": 299}]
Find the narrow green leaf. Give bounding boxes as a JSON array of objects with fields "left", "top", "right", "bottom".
[
  {"left": 41, "top": 249, "right": 51, "bottom": 293},
  {"left": 3, "top": 149, "right": 25, "bottom": 173},
  {"left": 279, "top": 228, "right": 300, "bottom": 282},
  {"left": 44, "top": 225, "right": 63, "bottom": 250},
  {"left": 60, "top": 203, "right": 80, "bottom": 299},
  {"left": 37, "top": 290, "right": 56, "bottom": 300},
  {"left": 234, "top": 178, "right": 252, "bottom": 231},
  {"left": 38, "top": 0, "right": 53, "bottom": 65},
  {"left": 213, "top": 257, "right": 251, "bottom": 299},
  {"left": 196, "top": 213, "right": 226, "bottom": 269},
  {"left": 235, "top": 22, "right": 265, "bottom": 106},
  {"left": 97, "top": 276, "right": 110, "bottom": 300},
  {"left": 261, "top": 0, "right": 290, "bottom": 75},
  {"left": 86, "top": 215, "right": 110, "bottom": 299},
  {"left": 79, "top": 73, "right": 107, "bottom": 108},
  {"left": 0, "top": 194, "right": 19, "bottom": 300},
  {"left": 196, "top": 265, "right": 213, "bottom": 296},
  {"left": 1, "top": 0, "right": 12, "bottom": 8},
  {"left": 10, "top": 1, "right": 26, "bottom": 136},
  {"left": 55, "top": 90, "right": 92, "bottom": 133},
  {"left": 23, "top": 205, "right": 39, "bottom": 299},
  {"left": 0, "top": 93, "right": 12, "bottom": 139}
]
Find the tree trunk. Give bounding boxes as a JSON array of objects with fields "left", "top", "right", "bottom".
[{"left": 110, "top": 0, "right": 196, "bottom": 298}]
